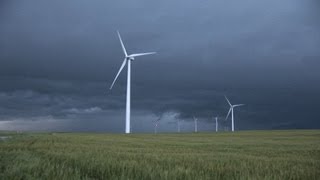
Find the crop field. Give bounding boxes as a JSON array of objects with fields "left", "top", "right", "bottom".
[{"left": 0, "top": 130, "right": 319, "bottom": 179}]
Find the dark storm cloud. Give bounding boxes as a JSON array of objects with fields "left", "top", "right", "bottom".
[{"left": 0, "top": 0, "right": 320, "bottom": 132}]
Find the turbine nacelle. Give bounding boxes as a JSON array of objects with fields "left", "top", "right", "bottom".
[{"left": 126, "top": 56, "right": 134, "bottom": 61}]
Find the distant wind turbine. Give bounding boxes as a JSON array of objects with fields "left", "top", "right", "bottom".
[
  {"left": 225, "top": 96, "right": 244, "bottom": 132},
  {"left": 110, "top": 31, "right": 156, "bottom": 134},
  {"left": 214, "top": 116, "right": 218, "bottom": 132},
  {"left": 193, "top": 116, "right": 198, "bottom": 133},
  {"left": 177, "top": 119, "right": 181, "bottom": 133},
  {"left": 154, "top": 117, "right": 161, "bottom": 134}
]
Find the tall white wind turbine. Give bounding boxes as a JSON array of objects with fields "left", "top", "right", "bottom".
[
  {"left": 110, "top": 31, "right": 156, "bottom": 134},
  {"left": 177, "top": 119, "right": 181, "bottom": 133},
  {"left": 225, "top": 96, "right": 244, "bottom": 132},
  {"left": 193, "top": 116, "right": 198, "bottom": 133},
  {"left": 214, "top": 116, "right": 218, "bottom": 132}
]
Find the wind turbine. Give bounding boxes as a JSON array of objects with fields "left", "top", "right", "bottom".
[
  {"left": 193, "top": 116, "right": 198, "bottom": 133},
  {"left": 154, "top": 117, "right": 161, "bottom": 134},
  {"left": 110, "top": 31, "right": 156, "bottom": 134},
  {"left": 214, "top": 116, "right": 218, "bottom": 132},
  {"left": 225, "top": 96, "right": 244, "bottom": 132},
  {"left": 177, "top": 119, "right": 181, "bottom": 133}
]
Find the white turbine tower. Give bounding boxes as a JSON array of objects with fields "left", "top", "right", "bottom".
[
  {"left": 225, "top": 96, "right": 244, "bottom": 132},
  {"left": 177, "top": 119, "right": 181, "bottom": 133},
  {"left": 154, "top": 117, "right": 160, "bottom": 134},
  {"left": 193, "top": 116, "right": 198, "bottom": 133},
  {"left": 110, "top": 31, "right": 156, "bottom": 134},
  {"left": 214, "top": 116, "right": 218, "bottom": 132}
]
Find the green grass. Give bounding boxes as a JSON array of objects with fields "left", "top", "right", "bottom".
[{"left": 0, "top": 130, "right": 319, "bottom": 179}]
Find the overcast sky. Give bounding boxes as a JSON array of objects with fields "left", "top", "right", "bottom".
[{"left": 0, "top": 0, "right": 319, "bottom": 132}]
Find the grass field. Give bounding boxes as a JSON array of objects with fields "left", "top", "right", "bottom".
[{"left": 0, "top": 130, "right": 319, "bottom": 179}]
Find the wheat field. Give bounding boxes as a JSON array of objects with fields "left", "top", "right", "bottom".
[{"left": 0, "top": 130, "right": 319, "bottom": 179}]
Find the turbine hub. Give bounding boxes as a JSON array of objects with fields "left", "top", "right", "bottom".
[{"left": 126, "top": 56, "right": 134, "bottom": 61}]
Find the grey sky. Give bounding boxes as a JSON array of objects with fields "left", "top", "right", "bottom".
[{"left": 0, "top": 0, "right": 319, "bottom": 132}]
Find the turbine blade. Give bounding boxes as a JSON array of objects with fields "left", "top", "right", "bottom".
[
  {"left": 234, "top": 104, "right": 245, "bottom": 107},
  {"left": 225, "top": 108, "right": 232, "bottom": 120},
  {"left": 225, "top": 95, "right": 232, "bottom": 107},
  {"left": 109, "top": 58, "right": 127, "bottom": 90},
  {"left": 156, "top": 117, "right": 161, "bottom": 122},
  {"left": 117, "top": 31, "right": 127, "bottom": 56},
  {"left": 129, "top": 52, "right": 156, "bottom": 57}
]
